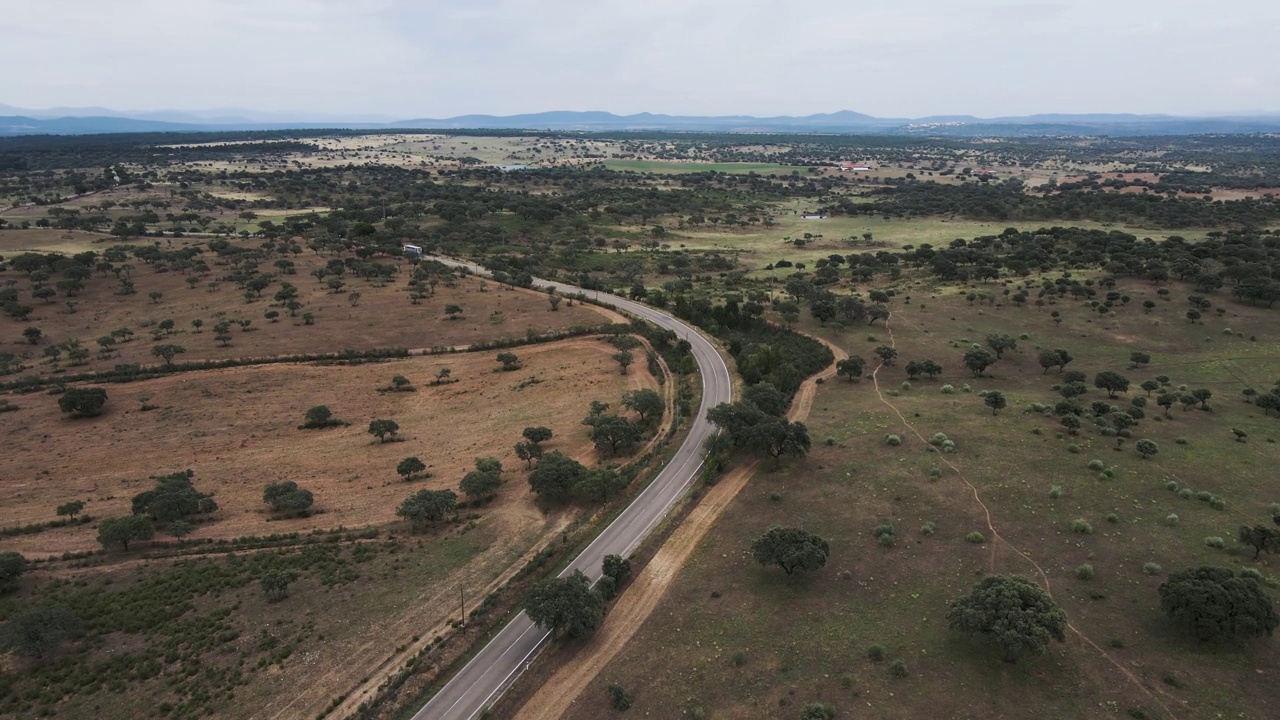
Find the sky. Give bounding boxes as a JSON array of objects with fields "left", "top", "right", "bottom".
[{"left": 3, "top": 0, "right": 1278, "bottom": 120}]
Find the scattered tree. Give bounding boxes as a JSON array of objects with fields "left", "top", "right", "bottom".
[
  {"left": 611, "top": 350, "right": 634, "bottom": 374},
  {"left": 946, "top": 575, "right": 1067, "bottom": 663},
  {"left": 56, "top": 500, "right": 85, "bottom": 520},
  {"left": 585, "top": 413, "right": 642, "bottom": 456},
  {"left": 524, "top": 570, "right": 604, "bottom": 638},
  {"left": 1094, "top": 371, "right": 1131, "bottom": 398},
  {"left": 496, "top": 352, "right": 521, "bottom": 371},
  {"left": 1038, "top": 348, "right": 1073, "bottom": 374},
  {"left": 132, "top": 470, "right": 218, "bottom": 522},
  {"left": 444, "top": 303, "right": 463, "bottom": 320},
  {"left": 528, "top": 450, "right": 588, "bottom": 502},
  {"left": 397, "top": 489, "right": 458, "bottom": 530},
  {"left": 368, "top": 419, "right": 400, "bottom": 443},
  {"left": 984, "top": 391, "right": 1007, "bottom": 415},
  {"left": 0, "top": 552, "right": 27, "bottom": 594},
  {"left": 397, "top": 456, "right": 427, "bottom": 481},
  {"left": 963, "top": 347, "right": 998, "bottom": 377},
  {"left": 460, "top": 457, "right": 503, "bottom": 500},
  {"left": 522, "top": 426, "right": 554, "bottom": 445},
  {"left": 622, "top": 388, "right": 664, "bottom": 423},
  {"left": 1238, "top": 525, "right": 1280, "bottom": 560},
  {"left": 1135, "top": 439, "right": 1159, "bottom": 459},
  {"left": 1159, "top": 566, "right": 1278, "bottom": 641},
  {"left": 58, "top": 387, "right": 108, "bottom": 418},
  {"left": 985, "top": 333, "right": 1018, "bottom": 359},
  {"left": 750, "top": 526, "right": 830, "bottom": 576},
  {"left": 260, "top": 570, "right": 298, "bottom": 602},
  {"left": 836, "top": 356, "right": 865, "bottom": 382},
  {"left": 97, "top": 515, "right": 155, "bottom": 551},
  {"left": 263, "top": 481, "right": 314, "bottom": 516},
  {"left": 602, "top": 554, "right": 631, "bottom": 586},
  {"left": 151, "top": 343, "right": 186, "bottom": 367},
  {"left": 299, "top": 405, "right": 344, "bottom": 429}
]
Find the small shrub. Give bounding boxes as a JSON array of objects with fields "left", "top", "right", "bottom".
[
  {"left": 885, "top": 434, "right": 902, "bottom": 446},
  {"left": 1066, "top": 443, "right": 1080, "bottom": 453},
  {"left": 1108, "top": 637, "right": 1125, "bottom": 648},
  {"left": 824, "top": 436, "right": 836, "bottom": 446},
  {"left": 1142, "top": 562, "right": 1162, "bottom": 575},
  {"left": 1241, "top": 568, "right": 1263, "bottom": 580},
  {"left": 962, "top": 383, "right": 973, "bottom": 393},
  {"left": 940, "top": 384, "right": 955, "bottom": 394},
  {"left": 769, "top": 492, "right": 783, "bottom": 503},
  {"left": 1204, "top": 536, "right": 1225, "bottom": 548},
  {"left": 867, "top": 644, "right": 886, "bottom": 661},
  {"left": 1077, "top": 563, "right": 1095, "bottom": 580},
  {"left": 1177, "top": 488, "right": 1194, "bottom": 499},
  {"left": 1106, "top": 513, "right": 1119, "bottom": 523},
  {"left": 1195, "top": 490, "right": 1212, "bottom": 502},
  {"left": 888, "top": 660, "right": 908, "bottom": 678},
  {"left": 1071, "top": 518, "right": 1093, "bottom": 534},
  {"left": 1209, "top": 496, "right": 1226, "bottom": 511},
  {"left": 966, "top": 531, "right": 986, "bottom": 544},
  {"left": 607, "top": 684, "right": 632, "bottom": 711},
  {"left": 928, "top": 466, "right": 942, "bottom": 481},
  {"left": 877, "top": 533, "right": 896, "bottom": 548},
  {"left": 731, "top": 650, "right": 747, "bottom": 667},
  {"left": 1174, "top": 437, "right": 1188, "bottom": 445},
  {"left": 1049, "top": 485, "right": 1063, "bottom": 499},
  {"left": 1087, "top": 459, "right": 1105, "bottom": 471},
  {"left": 1164, "top": 513, "right": 1178, "bottom": 526},
  {"left": 872, "top": 523, "right": 895, "bottom": 538},
  {"left": 900, "top": 381, "right": 911, "bottom": 391},
  {"left": 920, "top": 521, "right": 936, "bottom": 536},
  {"left": 1164, "top": 481, "right": 1178, "bottom": 492}
]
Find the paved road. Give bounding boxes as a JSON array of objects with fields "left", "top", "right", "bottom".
[{"left": 412, "top": 257, "right": 733, "bottom": 720}]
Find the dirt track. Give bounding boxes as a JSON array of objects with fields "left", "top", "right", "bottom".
[{"left": 514, "top": 334, "right": 846, "bottom": 719}]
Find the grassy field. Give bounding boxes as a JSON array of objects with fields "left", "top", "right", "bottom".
[
  {"left": 659, "top": 200, "right": 1201, "bottom": 274},
  {"left": 562, "top": 274, "right": 1280, "bottom": 720},
  {"left": 603, "top": 160, "right": 811, "bottom": 175}
]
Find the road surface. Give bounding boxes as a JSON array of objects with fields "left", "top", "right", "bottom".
[{"left": 412, "top": 257, "right": 733, "bottom": 720}]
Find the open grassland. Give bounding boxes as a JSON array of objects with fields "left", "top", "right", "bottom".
[
  {"left": 0, "top": 337, "right": 656, "bottom": 556},
  {"left": 603, "top": 160, "right": 812, "bottom": 175},
  {"left": 0, "top": 240, "right": 609, "bottom": 378},
  {"left": 659, "top": 202, "right": 1197, "bottom": 274},
  {"left": 563, "top": 276, "right": 1280, "bottom": 720}
]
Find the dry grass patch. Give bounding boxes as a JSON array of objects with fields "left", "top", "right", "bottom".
[{"left": 0, "top": 338, "right": 657, "bottom": 556}]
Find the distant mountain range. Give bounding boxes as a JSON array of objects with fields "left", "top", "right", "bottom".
[{"left": 3, "top": 105, "right": 1280, "bottom": 137}]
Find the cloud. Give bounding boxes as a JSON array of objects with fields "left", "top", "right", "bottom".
[{"left": 1, "top": 0, "right": 1277, "bottom": 118}]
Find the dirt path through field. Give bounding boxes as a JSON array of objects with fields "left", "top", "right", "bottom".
[
  {"left": 515, "top": 334, "right": 845, "bottom": 719},
  {"left": 865, "top": 313, "right": 1181, "bottom": 720}
]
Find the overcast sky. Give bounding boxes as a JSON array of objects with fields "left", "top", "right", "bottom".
[{"left": 4, "top": 0, "right": 1277, "bottom": 119}]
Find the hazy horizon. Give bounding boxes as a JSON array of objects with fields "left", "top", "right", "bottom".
[{"left": 4, "top": 0, "right": 1277, "bottom": 120}]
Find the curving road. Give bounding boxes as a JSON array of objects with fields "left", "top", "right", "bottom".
[{"left": 412, "top": 257, "right": 732, "bottom": 720}]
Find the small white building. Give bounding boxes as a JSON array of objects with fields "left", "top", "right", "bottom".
[{"left": 402, "top": 244, "right": 423, "bottom": 257}]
